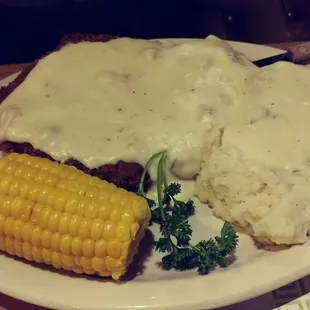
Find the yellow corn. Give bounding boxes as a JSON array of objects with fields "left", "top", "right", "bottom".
[
  {"left": 0, "top": 153, "right": 151, "bottom": 280},
  {"left": 2, "top": 153, "right": 116, "bottom": 198}
]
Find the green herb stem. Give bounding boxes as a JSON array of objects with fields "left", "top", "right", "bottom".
[{"left": 137, "top": 150, "right": 165, "bottom": 196}]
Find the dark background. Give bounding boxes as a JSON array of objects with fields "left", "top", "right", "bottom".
[{"left": 1, "top": 0, "right": 310, "bottom": 65}]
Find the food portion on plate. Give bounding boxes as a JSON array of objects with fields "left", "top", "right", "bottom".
[
  {"left": 0, "top": 34, "right": 310, "bottom": 281},
  {"left": 0, "top": 153, "right": 151, "bottom": 280}
]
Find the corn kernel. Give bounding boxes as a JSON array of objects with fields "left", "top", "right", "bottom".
[
  {"left": 74, "top": 256, "right": 81, "bottom": 266},
  {"left": 4, "top": 217, "right": 14, "bottom": 237},
  {"left": 6, "top": 153, "right": 21, "bottom": 161},
  {"left": 64, "top": 194, "right": 79, "bottom": 214},
  {"left": 72, "top": 267, "right": 84, "bottom": 274},
  {"left": 54, "top": 191, "right": 70, "bottom": 212},
  {"left": 66, "top": 172, "right": 76, "bottom": 180},
  {"left": 109, "top": 205, "right": 124, "bottom": 222},
  {"left": 46, "top": 190, "right": 56, "bottom": 207},
  {"left": 24, "top": 156, "right": 37, "bottom": 167},
  {"left": 132, "top": 199, "right": 147, "bottom": 220},
  {"left": 9, "top": 180, "right": 21, "bottom": 197},
  {"left": 37, "top": 187, "right": 51, "bottom": 205},
  {"left": 121, "top": 209, "right": 135, "bottom": 225},
  {"left": 0, "top": 237, "right": 5, "bottom": 250},
  {"left": 115, "top": 221, "right": 131, "bottom": 241},
  {"left": 0, "top": 193, "right": 6, "bottom": 205},
  {"left": 95, "top": 239, "right": 107, "bottom": 258},
  {"left": 42, "top": 248, "right": 52, "bottom": 264},
  {"left": 51, "top": 233, "right": 61, "bottom": 251},
  {"left": 106, "top": 257, "right": 122, "bottom": 272},
  {"left": 98, "top": 190, "right": 112, "bottom": 201},
  {"left": 85, "top": 187, "right": 100, "bottom": 199},
  {"left": 13, "top": 166, "right": 24, "bottom": 178},
  {"left": 59, "top": 169, "right": 70, "bottom": 179},
  {"left": 79, "top": 256, "right": 92, "bottom": 270},
  {"left": 28, "top": 184, "right": 42, "bottom": 202},
  {"left": 61, "top": 254, "right": 74, "bottom": 268},
  {"left": 0, "top": 175, "right": 13, "bottom": 194},
  {"left": 58, "top": 213, "right": 70, "bottom": 235},
  {"left": 30, "top": 204, "right": 42, "bottom": 225},
  {"left": 39, "top": 207, "right": 52, "bottom": 229},
  {"left": 4, "top": 161, "right": 18, "bottom": 175},
  {"left": 22, "top": 241, "right": 32, "bottom": 256},
  {"left": 84, "top": 268, "right": 96, "bottom": 275},
  {"left": 91, "top": 257, "right": 106, "bottom": 272},
  {"left": 13, "top": 239, "right": 23, "bottom": 257},
  {"left": 22, "top": 222, "right": 33, "bottom": 242},
  {"left": 111, "top": 271, "right": 122, "bottom": 280},
  {"left": 88, "top": 176, "right": 102, "bottom": 186},
  {"left": 32, "top": 246, "right": 43, "bottom": 263},
  {"left": 71, "top": 236, "right": 82, "bottom": 256},
  {"left": 34, "top": 171, "right": 48, "bottom": 184},
  {"left": 84, "top": 202, "right": 98, "bottom": 219},
  {"left": 11, "top": 197, "right": 23, "bottom": 219},
  {"left": 49, "top": 165, "right": 62, "bottom": 175},
  {"left": 78, "top": 218, "right": 92, "bottom": 239},
  {"left": 107, "top": 240, "right": 122, "bottom": 259},
  {"left": 20, "top": 201, "right": 33, "bottom": 222},
  {"left": 90, "top": 218, "right": 104, "bottom": 241},
  {"left": 44, "top": 174, "right": 58, "bottom": 186},
  {"left": 0, "top": 214, "right": 4, "bottom": 235},
  {"left": 82, "top": 239, "right": 95, "bottom": 258},
  {"left": 98, "top": 271, "right": 111, "bottom": 277},
  {"left": 0, "top": 158, "right": 7, "bottom": 172},
  {"left": 38, "top": 158, "right": 52, "bottom": 171},
  {"left": 31, "top": 226, "right": 41, "bottom": 247},
  {"left": 120, "top": 193, "right": 131, "bottom": 206},
  {"left": 98, "top": 202, "right": 112, "bottom": 220},
  {"left": 69, "top": 214, "right": 82, "bottom": 236},
  {"left": 19, "top": 182, "right": 31, "bottom": 199},
  {"left": 72, "top": 183, "right": 89, "bottom": 195},
  {"left": 41, "top": 230, "right": 52, "bottom": 248},
  {"left": 24, "top": 253, "right": 33, "bottom": 261},
  {"left": 76, "top": 197, "right": 88, "bottom": 216},
  {"left": 103, "top": 220, "right": 116, "bottom": 241},
  {"left": 52, "top": 251, "right": 62, "bottom": 269},
  {"left": 12, "top": 219, "right": 23, "bottom": 240},
  {"left": 111, "top": 189, "right": 126, "bottom": 204},
  {"left": 5, "top": 237, "right": 14, "bottom": 255},
  {"left": 48, "top": 211, "right": 61, "bottom": 233},
  {"left": 1, "top": 196, "right": 13, "bottom": 217},
  {"left": 60, "top": 235, "right": 72, "bottom": 255}
]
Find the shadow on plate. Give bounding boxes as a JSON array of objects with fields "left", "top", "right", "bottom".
[
  {"left": 233, "top": 224, "right": 292, "bottom": 252},
  {"left": 254, "top": 241, "right": 292, "bottom": 252},
  {"left": 1, "top": 229, "right": 154, "bottom": 284}
]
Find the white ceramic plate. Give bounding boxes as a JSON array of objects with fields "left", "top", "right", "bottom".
[{"left": 1, "top": 40, "right": 306, "bottom": 310}]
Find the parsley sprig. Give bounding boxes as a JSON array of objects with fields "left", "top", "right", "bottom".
[{"left": 138, "top": 150, "right": 238, "bottom": 274}]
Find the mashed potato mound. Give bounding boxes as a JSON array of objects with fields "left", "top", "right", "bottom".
[
  {"left": 196, "top": 136, "right": 310, "bottom": 245},
  {"left": 196, "top": 61, "right": 310, "bottom": 246}
]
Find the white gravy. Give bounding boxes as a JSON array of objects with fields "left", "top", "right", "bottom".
[{"left": 1, "top": 36, "right": 310, "bottom": 183}]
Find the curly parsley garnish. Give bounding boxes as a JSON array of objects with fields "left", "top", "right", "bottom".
[{"left": 138, "top": 150, "right": 238, "bottom": 274}]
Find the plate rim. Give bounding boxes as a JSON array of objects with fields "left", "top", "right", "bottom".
[{"left": 0, "top": 39, "right": 303, "bottom": 310}]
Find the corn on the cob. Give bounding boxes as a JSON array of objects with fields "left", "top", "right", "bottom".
[{"left": 0, "top": 153, "right": 151, "bottom": 280}]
